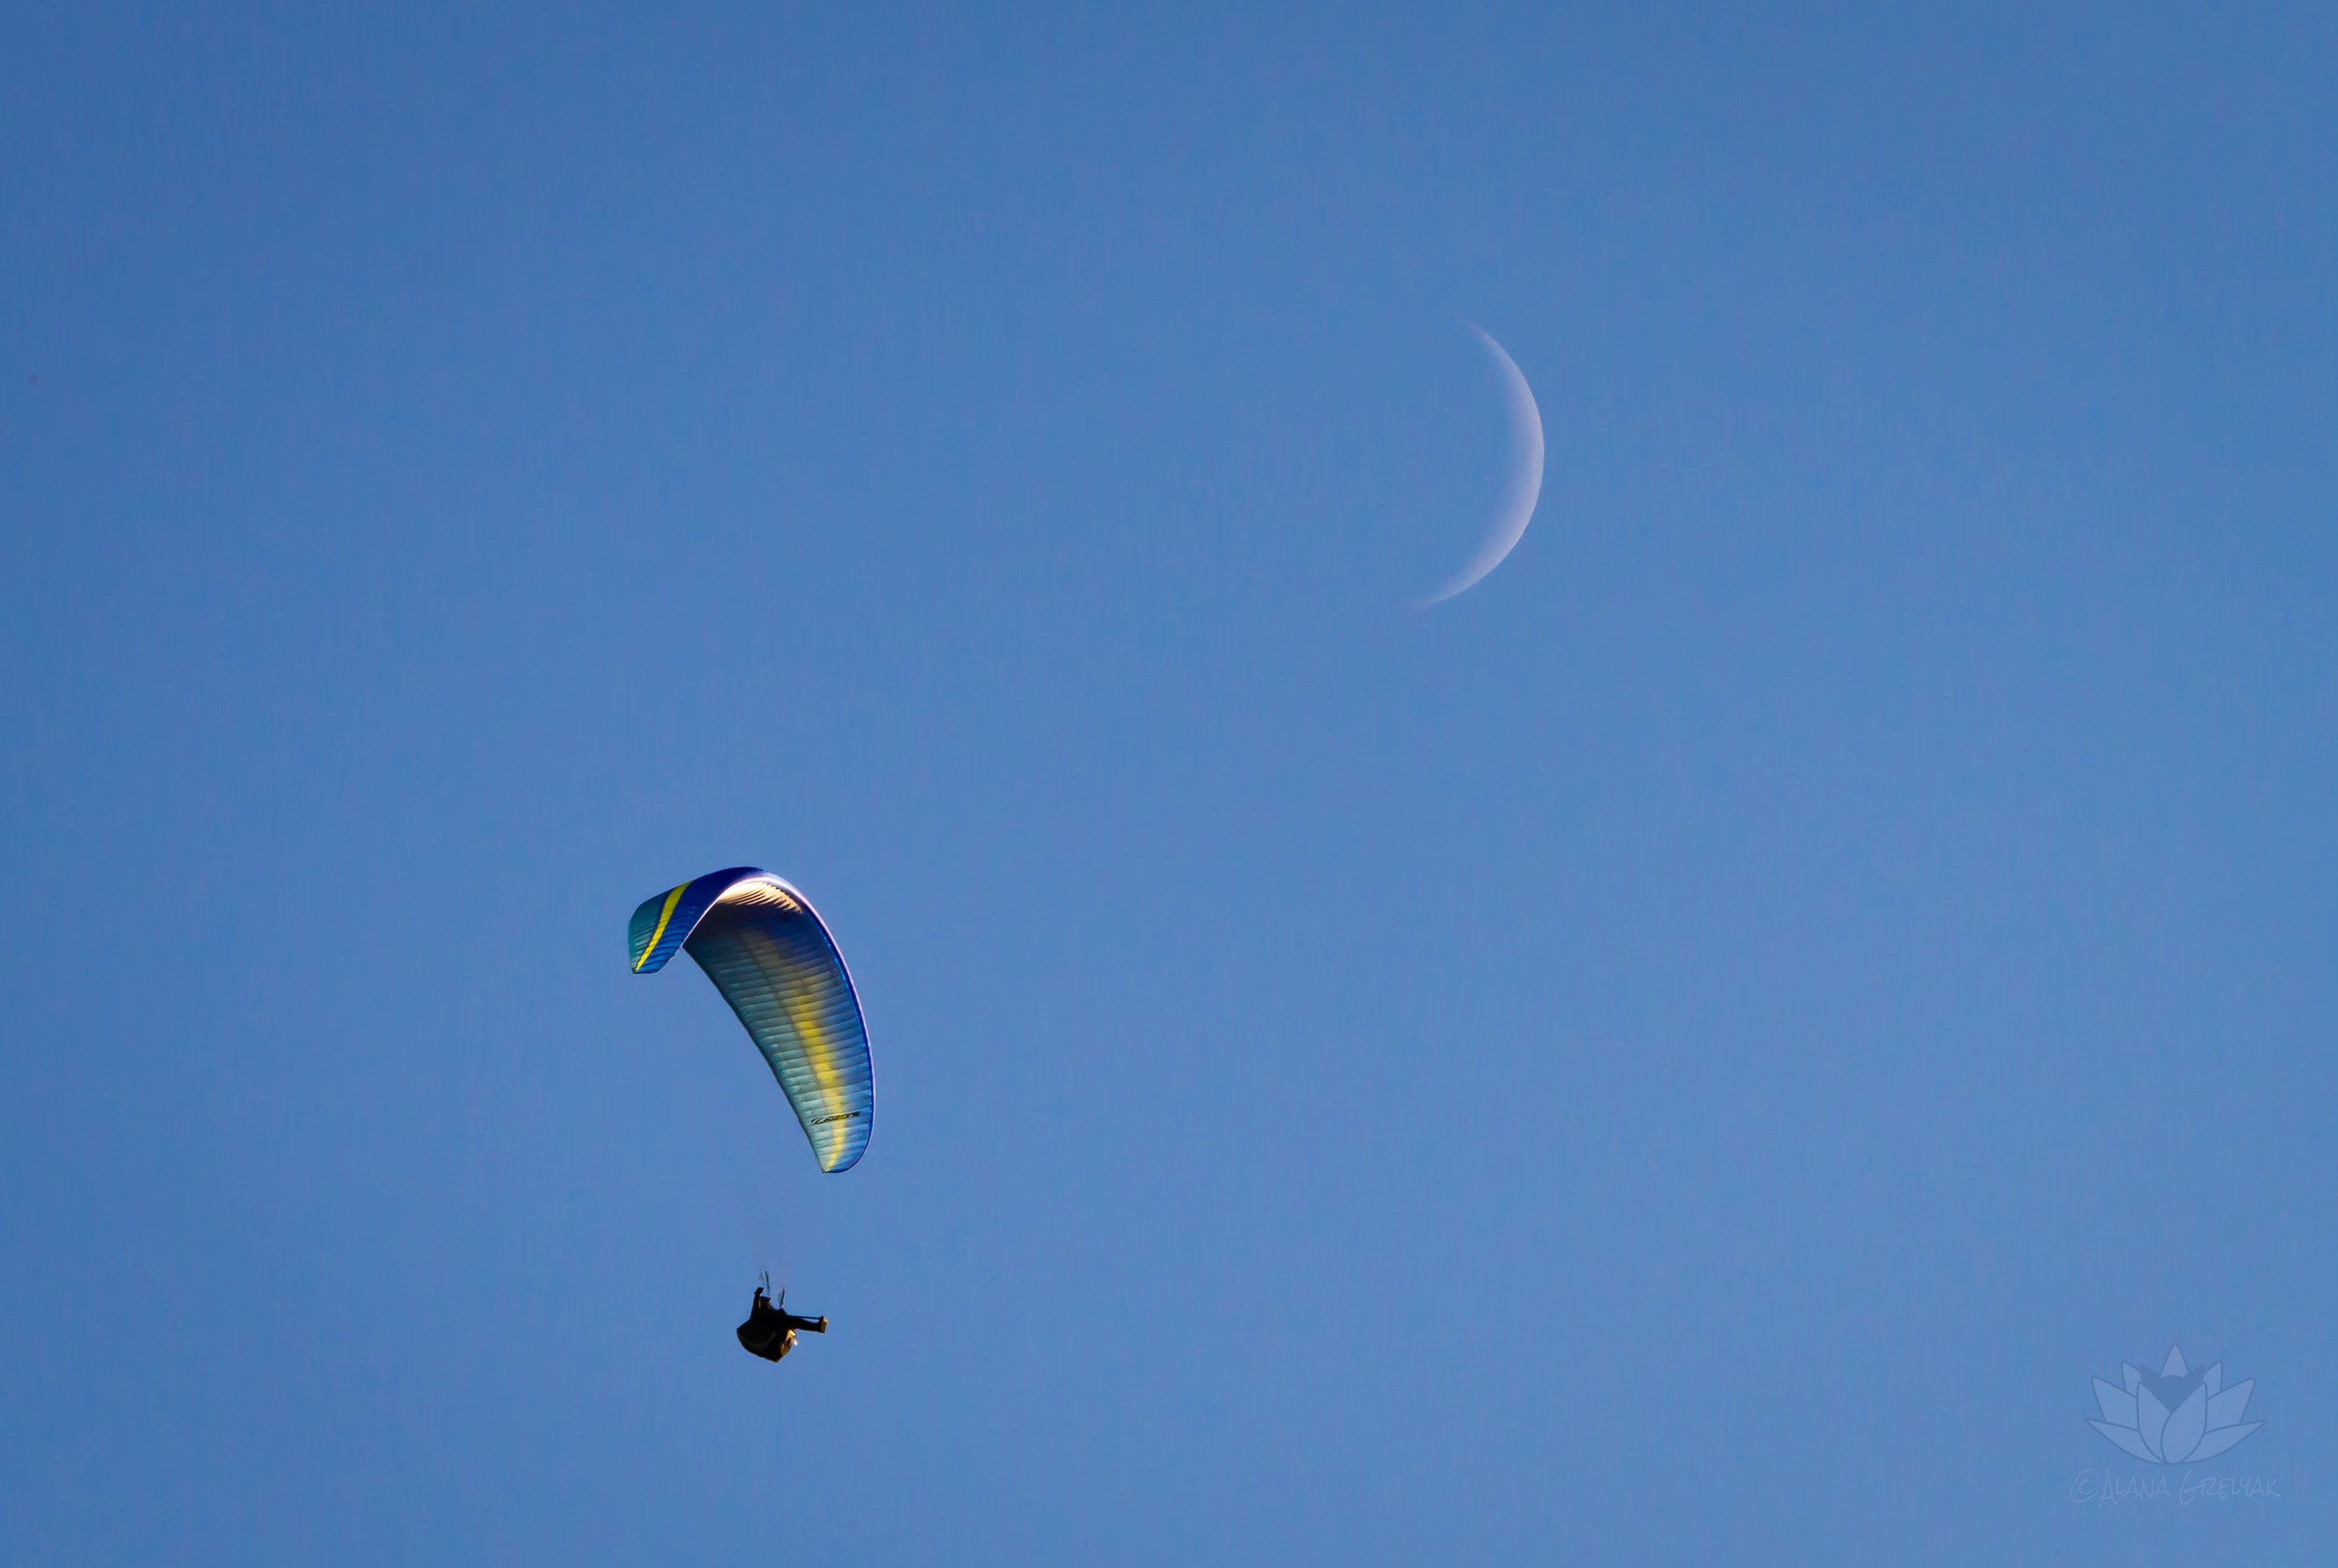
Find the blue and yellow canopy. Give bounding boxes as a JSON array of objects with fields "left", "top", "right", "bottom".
[{"left": 629, "top": 867, "right": 873, "bottom": 1173}]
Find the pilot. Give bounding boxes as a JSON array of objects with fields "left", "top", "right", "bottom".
[{"left": 737, "top": 1287, "right": 828, "bottom": 1363}]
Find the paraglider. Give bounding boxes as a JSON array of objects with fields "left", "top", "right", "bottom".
[
  {"left": 736, "top": 1281, "right": 829, "bottom": 1363},
  {"left": 628, "top": 866, "right": 873, "bottom": 1361}
]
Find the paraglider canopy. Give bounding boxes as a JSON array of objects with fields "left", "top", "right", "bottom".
[{"left": 629, "top": 867, "right": 874, "bottom": 1172}]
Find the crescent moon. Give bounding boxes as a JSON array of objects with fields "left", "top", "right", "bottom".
[{"left": 1426, "top": 324, "right": 1544, "bottom": 605}]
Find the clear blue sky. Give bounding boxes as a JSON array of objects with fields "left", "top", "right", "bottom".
[{"left": 6, "top": 5, "right": 2335, "bottom": 1561}]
